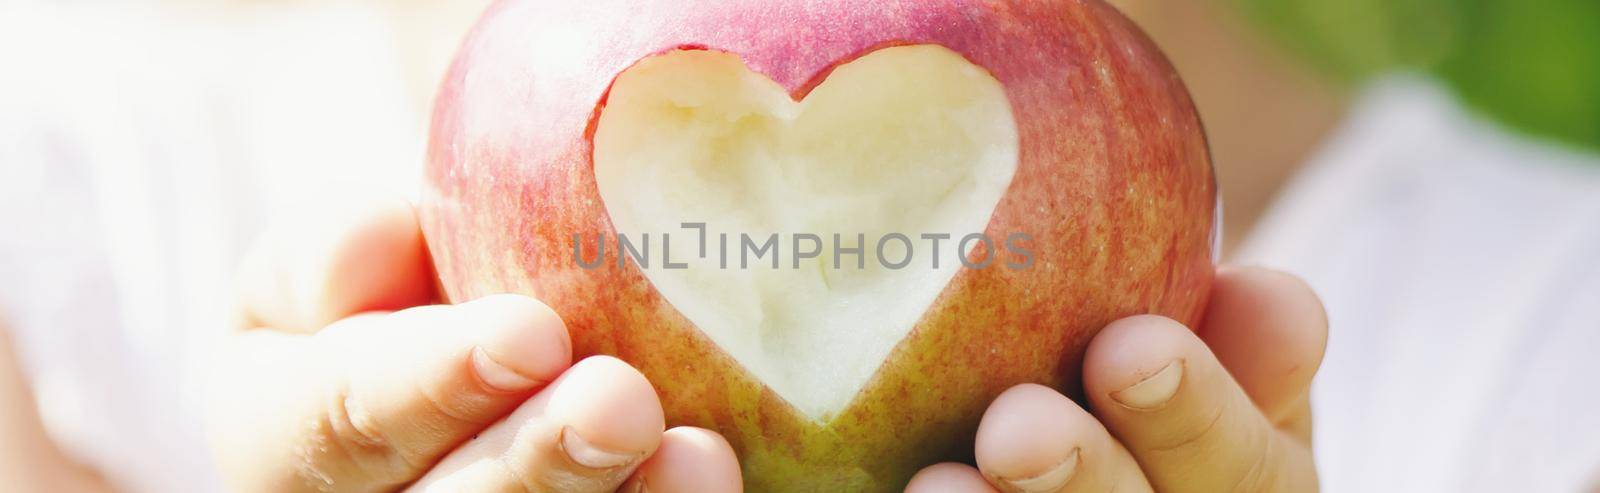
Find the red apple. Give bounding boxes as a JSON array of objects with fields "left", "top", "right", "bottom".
[{"left": 420, "top": 0, "right": 1216, "bottom": 490}]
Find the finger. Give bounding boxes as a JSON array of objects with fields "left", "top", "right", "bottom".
[
  {"left": 619, "top": 427, "right": 742, "bottom": 493},
  {"left": 208, "top": 295, "right": 572, "bottom": 493},
  {"left": 1083, "top": 316, "right": 1318, "bottom": 492},
  {"left": 407, "top": 356, "right": 665, "bottom": 493},
  {"left": 1200, "top": 266, "right": 1327, "bottom": 425},
  {"left": 905, "top": 463, "right": 998, "bottom": 493},
  {"left": 238, "top": 192, "right": 437, "bottom": 333},
  {"left": 974, "top": 384, "right": 1152, "bottom": 493}
]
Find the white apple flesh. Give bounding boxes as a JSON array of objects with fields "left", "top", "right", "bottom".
[{"left": 595, "top": 45, "right": 1019, "bottom": 420}]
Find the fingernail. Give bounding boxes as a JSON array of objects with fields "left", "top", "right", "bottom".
[
  {"left": 471, "top": 347, "right": 540, "bottom": 392},
  {"left": 998, "top": 447, "right": 1079, "bottom": 493},
  {"left": 560, "top": 425, "right": 645, "bottom": 469},
  {"left": 1111, "top": 361, "right": 1183, "bottom": 410}
]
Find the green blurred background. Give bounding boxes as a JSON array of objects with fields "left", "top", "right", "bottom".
[{"left": 1234, "top": 0, "right": 1600, "bottom": 153}]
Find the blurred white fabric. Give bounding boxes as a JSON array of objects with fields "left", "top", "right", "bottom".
[
  {"left": 0, "top": 3, "right": 425, "bottom": 492},
  {"left": 1241, "top": 77, "right": 1600, "bottom": 492},
  {"left": 1, "top": 3, "right": 1598, "bottom": 493}
]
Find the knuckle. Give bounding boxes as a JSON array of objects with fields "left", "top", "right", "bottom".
[
  {"left": 307, "top": 386, "right": 419, "bottom": 487},
  {"left": 497, "top": 427, "right": 636, "bottom": 493},
  {"left": 485, "top": 449, "right": 552, "bottom": 493},
  {"left": 416, "top": 372, "right": 487, "bottom": 425},
  {"left": 498, "top": 455, "right": 540, "bottom": 493},
  {"left": 1142, "top": 400, "right": 1288, "bottom": 493},
  {"left": 1148, "top": 402, "right": 1226, "bottom": 453},
  {"left": 1227, "top": 427, "right": 1281, "bottom": 493}
]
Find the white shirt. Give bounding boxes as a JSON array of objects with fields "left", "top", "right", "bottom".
[
  {"left": 2, "top": 4, "right": 1597, "bottom": 491},
  {"left": 1241, "top": 77, "right": 1600, "bottom": 492},
  {"left": 0, "top": 4, "right": 425, "bottom": 492}
]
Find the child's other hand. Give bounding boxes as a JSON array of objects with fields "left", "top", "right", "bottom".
[
  {"left": 207, "top": 195, "right": 742, "bottom": 493},
  {"left": 907, "top": 267, "right": 1328, "bottom": 493}
]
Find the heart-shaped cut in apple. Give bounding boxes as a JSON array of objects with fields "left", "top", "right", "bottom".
[
  {"left": 424, "top": 2, "right": 1218, "bottom": 489},
  {"left": 593, "top": 45, "right": 1019, "bottom": 420}
]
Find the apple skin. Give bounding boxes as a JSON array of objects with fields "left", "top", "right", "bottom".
[{"left": 420, "top": 0, "right": 1215, "bottom": 490}]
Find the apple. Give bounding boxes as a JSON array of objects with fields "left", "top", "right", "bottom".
[{"left": 419, "top": 0, "right": 1216, "bottom": 490}]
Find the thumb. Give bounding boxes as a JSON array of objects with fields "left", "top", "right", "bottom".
[
  {"left": 207, "top": 294, "right": 573, "bottom": 493},
  {"left": 236, "top": 192, "right": 438, "bottom": 334},
  {"left": 1082, "top": 315, "right": 1318, "bottom": 492}
]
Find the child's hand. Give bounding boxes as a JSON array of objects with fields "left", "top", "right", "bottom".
[
  {"left": 907, "top": 267, "right": 1328, "bottom": 493},
  {"left": 206, "top": 196, "right": 743, "bottom": 493}
]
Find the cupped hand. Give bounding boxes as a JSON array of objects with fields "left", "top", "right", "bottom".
[
  {"left": 908, "top": 266, "right": 1328, "bottom": 493},
  {"left": 205, "top": 195, "right": 742, "bottom": 493}
]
